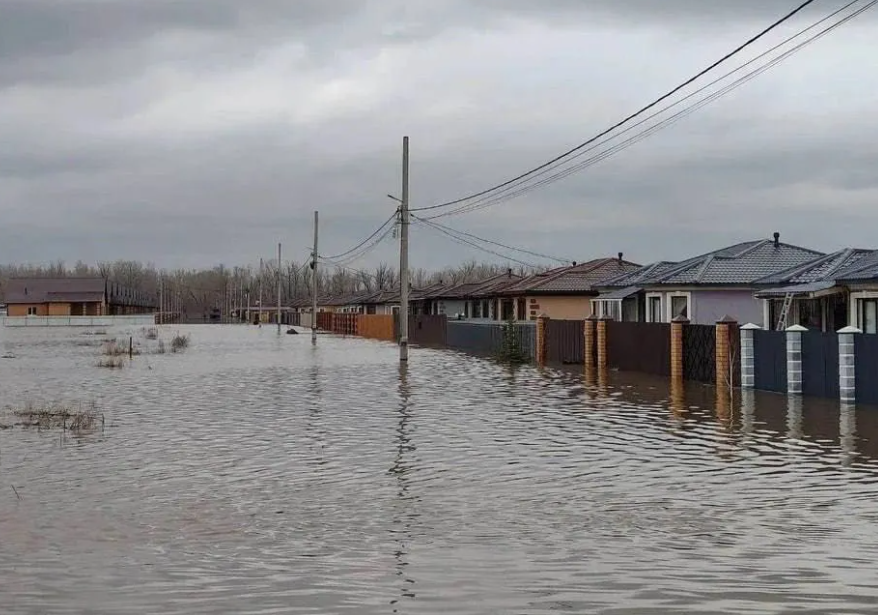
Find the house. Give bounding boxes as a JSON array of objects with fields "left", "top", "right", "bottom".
[
  {"left": 498, "top": 255, "right": 640, "bottom": 321},
  {"left": 753, "top": 248, "right": 878, "bottom": 333},
  {"left": 594, "top": 233, "right": 823, "bottom": 326},
  {"left": 3, "top": 277, "right": 156, "bottom": 317},
  {"left": 413, "top": 272, "right": 522, "bottom": 320}
]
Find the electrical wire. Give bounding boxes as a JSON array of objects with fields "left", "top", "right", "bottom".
[
  {"left": 424, "top": 0, "right": 875, "bottom": 220},
  {"left": 318, "top": 222, "right": 397, "bottom": 268},
  {"left": 410, "top": 0, "right": 826, "bottom": 214},
  {"left": 413, "top": 216, "right": 540, "bottom": 268},
  {"left": 319, "top": 213, "right": 398, "bottom": 261},
  {"left": 410, "top": 213, "right": 570, "bottom": 263}
]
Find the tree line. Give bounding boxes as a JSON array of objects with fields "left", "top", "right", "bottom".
[{"left": 0, "top": 259, "right": 541, "bottom": 314}]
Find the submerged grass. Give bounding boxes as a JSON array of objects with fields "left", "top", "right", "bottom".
[
  {"left": 171, "top": 333, "right": 190, "bottom": 352},
  {"left": 97, "top": 356, "right": 126, "bottom": 369},
  {"left": 3, "top": 401, "right": 103, "bottom": 432}
]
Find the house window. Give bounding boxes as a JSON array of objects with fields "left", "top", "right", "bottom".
[
  {"left": 647, "top": 296, "right": 662, "bottom": 323},
  {"left": 472, "top": 301, "right": 481, "bottom": 319},
  {"left": 391, "top": 306, "right": 400, "bottom": 315},
  {"left": 27, "top": 306, "right": 37, "bottom": 316},
  {"left": 482, "top": 300, "right": 491, "bottom": 319},
  {"left": 516, "top": 298, "right": 526, "bottom": 321},
  {"left": 670, "top": 295, "right": 689, "bottom": 320},
  {"left": 860, "top": 299, "right": 878, "bottom": 334}
]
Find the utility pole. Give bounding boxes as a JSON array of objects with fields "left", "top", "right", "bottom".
[
  {"left": 312, "top": 210, "right": 319, "bottom": 344},
  {"left": 277, "top": 242, "right": 282, "bottom": 334},
  {"left": 258, "top": 257, "right": 263, "bottom": 326},
  {"left": 399, "top": 135, "right": 410, "bottom": 362},
  {"left": 158, "top": 274, "right": 164, "bottom": 326}
]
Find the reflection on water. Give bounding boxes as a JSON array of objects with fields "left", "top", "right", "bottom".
[{"left": 2, "top": 325, "right": 878, "bottom": 614}]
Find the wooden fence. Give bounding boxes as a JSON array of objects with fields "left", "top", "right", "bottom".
[{"left": 358, "top": 314, "right": 396, "bottom": 342}]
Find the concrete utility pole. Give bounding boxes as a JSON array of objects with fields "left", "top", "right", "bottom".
[
  {"left": 399, "top": 135, "right": 410, "bottom": 362},
  {"left": 277, "top": 242, "right": 282, "bottom": 334},
  {"left": 258, "top": 257, "right": 263, "bottom": 327},
  {"left": 158, "top": 274, "right": 164, "bottom": 326},
  {"left": 312, "top": 210, "right": 319, "bottom": 344}
]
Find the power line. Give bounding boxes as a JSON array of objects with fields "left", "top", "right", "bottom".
[
  {"left": 411, "top": 0, "right": 822, "bottom": 214},
  {"left": 319, "top": 213, "right": 397, "bottom": 261},
  {"left": 413, "top": 217, "right": 540, "bottom": 268},
  {"left": 318, "top": 222, "right": 396, "bottom": 268},
  {"left": 411, "top": 213, "right": 570, "bottom": 263},
  {"left": 424, "top": 0, "right": 875, "bottom": 220}
]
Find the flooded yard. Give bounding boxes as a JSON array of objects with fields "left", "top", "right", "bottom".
[{"left": 1, "top": 325, "right": 878, "bottom": 614}]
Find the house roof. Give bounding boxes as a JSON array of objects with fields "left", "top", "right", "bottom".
[
  {"left": 600, "top": 237, "right": 823, "bottom": 288},
  {"left": 833, "top": 249, "right": 878, "bottom": 282},
  {"left": 502, "top": 257, "right": 641, "bottom": 295},
  {"left": 4, "top": 277, "right": 106, "bottom": 304},
  {"left": 753, "top": 248, "right": 875, "bottom": 286},
  {"left": 754, "top": 280, "right": 839, "bottom": 298},
  {"left": 429, "top": 272, "right": 521, "bottom": 300}
]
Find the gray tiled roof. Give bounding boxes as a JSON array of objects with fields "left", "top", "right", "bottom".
[
  {"left": 598, "top": 261, "right": 681, "bottom": 288},
  {"left": 753, "top": 248, "right": 874, "bottom": 285},
  {"left": 834, "top": 250, "right": 878, "bottom": 281},
  {"left": 503, "top": 258, "right": 641, "bottom": 294}
]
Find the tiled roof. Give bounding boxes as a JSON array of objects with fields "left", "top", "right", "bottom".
[
  {"left": 502, "top": 258, "right": 641, "bottom": 294},
  {"left": 834, "top": 250, "right": 878, "bottom": 281},
  {"left": 600, "top": 238, "right": 821, "bottom": 288},
  {"left": 753, "top": 248, "right": 874, "bottom": 285},
  {"left": 4, "top": 277, "right": 106, "bottom": 304},
  {"left": 431, "top": 273, "right": 521, "bottom": 299},
  {"left": 598, "top": 261, "right": 681, "bottom": 288}
]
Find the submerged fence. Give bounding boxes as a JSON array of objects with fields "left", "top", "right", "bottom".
[
  {"left": 446, "top": 321, "right": 536, "bottom": 360},
  {"left": 606, "top": 321, "right": 670, "bottom": 377}
]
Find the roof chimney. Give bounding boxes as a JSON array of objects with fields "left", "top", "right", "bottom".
[
  {"left": 773, "top": 232, "right": 780, "bottom": 247},
  {"left": 507, "top": 268, "right": 513, "bottom": 278},
  {"left": 618, "top": 252, "right": 624, "bottom": 263},
  {"left": 572, "top": 261, "right": 577, "bottom": 267}
]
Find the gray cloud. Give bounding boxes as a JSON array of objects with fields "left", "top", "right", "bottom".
[{"left": 0, "top": 0, "right": 876, "bottom": 271}]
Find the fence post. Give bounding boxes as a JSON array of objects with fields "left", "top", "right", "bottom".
[
  {"left": 838, "top": 326, "right": 861, "bottom": 403},
  {"left": 739, "top": 323, "right": 760, "bottom": 389},
  {"left": 785, "top": 324, "right": 807, "bottom": 395},
  {"left": 670, "top": 316, "right": 689, "bottom": 381},
  {"left": 715, "top": 316, "right": 738, "bottom": 387},
  {"left": 584, "top": 315, "right": 597, "bottom": 371},
  {"left": 597, "top": 315, "right": 610, "bottom": 370},
  {"left": 536, "top": 314, "right": 548, "bottom": 365}
]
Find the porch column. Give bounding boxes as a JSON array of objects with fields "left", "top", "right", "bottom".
[
  {"left": 584, "top": 314, "right": 598, "bottom": 371},
  {"left": 838, "top": 326, "right": 861, "bottom": 403},
  {"left": 670, "top": 316, "right": 688, "bottom": 381},
  {"left": 739, "top": 323, "right": 761, "bottom": 389},
  {"left": 785, "top": 325, "right": 807, "bottom": 395}
]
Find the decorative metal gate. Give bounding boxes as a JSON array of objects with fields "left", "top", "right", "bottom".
[{"left": 683, "top": 324, "right": 716, "bottom": 384}]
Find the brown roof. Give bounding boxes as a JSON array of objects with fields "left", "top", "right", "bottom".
[
  {"left": 500, "top": 258, "right": 641, "bottom": 295},
  {"left": 4, "top": 277, "right": 106, "bottom": 304}
]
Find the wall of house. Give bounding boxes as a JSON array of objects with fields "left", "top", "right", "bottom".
[
  {"left": 528, "top": 296, "right": 593, "bottom": 321},
  {"left": 693, "top": 290, "right": 764, "bottom": 326},
  {"left": 48, "top": 302, "right": 72, "bottom": 316},
  {"left": 8, "top": 303, "right": 48, "bottom": 317},
  {"left": 437, "top": 299, "right": 467, "bottom": 317}
]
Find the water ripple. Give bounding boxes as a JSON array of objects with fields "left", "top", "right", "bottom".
[{"left": 1, "top": 325, "right": 878, "bottom": 613}]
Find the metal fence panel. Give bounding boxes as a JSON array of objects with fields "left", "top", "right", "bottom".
[
  {"left": 606, "top": 321, "right": 671, "bottom": 377},
  {"left": 802, "top": 331, "right": 839, "bottom": 400},
  {"left": 855, "top": 335, "right": 878, "bottom": 406},
  {"left": 546, "top": 319, "right": 584, "bottom": 364},
  {"left": 753, "top": 329, "right": 787, "bottom": 393},
  {"left": 683, "top": 324, "right": 716, "bottom": 384}
]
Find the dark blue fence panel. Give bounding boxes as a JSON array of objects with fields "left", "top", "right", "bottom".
[
  {"left": 753, "top": 329, "right": 787, "bottom": 393},
  {"left": 855, "top": 334, "right": 878, "bottom": 406},
  {"left": 446, "top": 321, "right": 535, "bottom": 361},
  {"left": 802, "top": 331, "right": 839, "bottom": 400}
]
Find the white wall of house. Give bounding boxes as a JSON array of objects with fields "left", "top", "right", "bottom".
[{"left": 432, "top": 299, "right": 467, "bottom": 317}]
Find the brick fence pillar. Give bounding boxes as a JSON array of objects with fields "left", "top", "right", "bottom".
[
  {"left": 715, "top": 315, "right": 738, "bottom": 387},
  {"left": 584, "top": 315, "right": 597, "bottom": 371},
  {"left": 838, "top": 326, "right": 861, "bottom": 403},
  {"left": 739, "top": 323, "right": 760, "bottom": 389},
  {"left": 536, "top": 313, "right": 549, "bottom": 365},
  {"left": 785, "top": 324, "right": 807, "bottom": 395},
  {"left": 597, "top": 315, "right": 610, "bottom": 370},
  {"left": 671, "top": 316, "right": 689, "bottom": 381}
]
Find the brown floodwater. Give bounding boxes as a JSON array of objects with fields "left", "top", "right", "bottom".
[{"left": 1, "top": 324, "right": 877, "bottom": 614}]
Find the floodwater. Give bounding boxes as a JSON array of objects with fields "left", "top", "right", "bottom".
[{"left": 1, "top": 325, "right": 878, "bottom": 614}]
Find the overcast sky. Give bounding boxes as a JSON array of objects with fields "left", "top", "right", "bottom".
[{"left": 1, "top": 0, "right": 876, "bottom": 272}]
